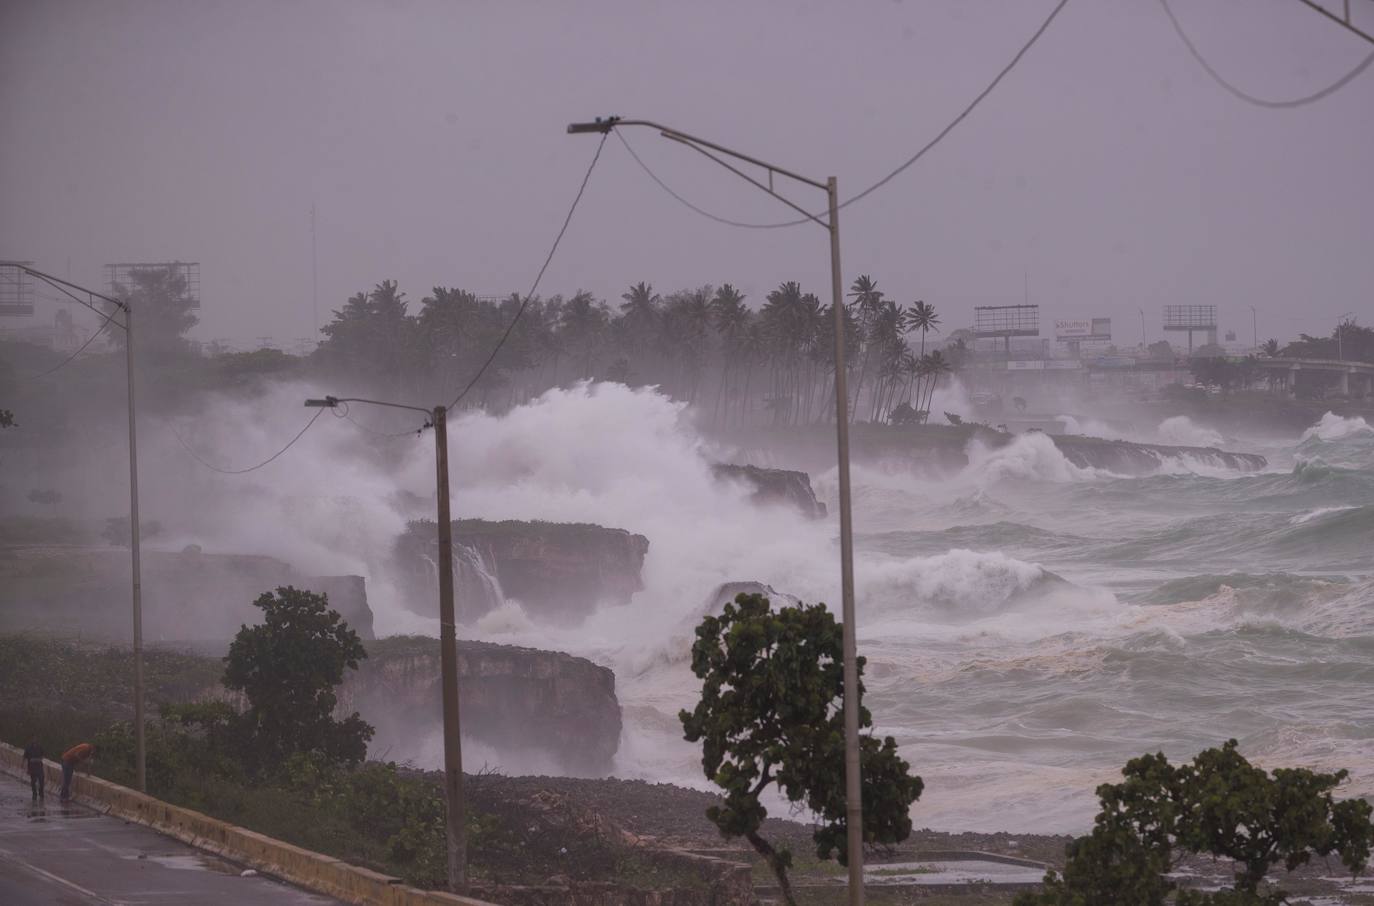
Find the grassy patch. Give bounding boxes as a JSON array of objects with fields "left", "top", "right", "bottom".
[{"left": 0, "top": 633, "right": 705, "bottom": 892}]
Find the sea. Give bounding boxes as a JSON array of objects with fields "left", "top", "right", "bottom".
[{"left": 221, "top": 381, "right": 1374, "bottom": 834}]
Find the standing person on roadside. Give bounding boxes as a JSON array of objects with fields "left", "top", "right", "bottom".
[
  {"left": 22, "top": 739, "right": 45, "bottom": 801},
  {"left": 59, "top": 742, "right": 95, "bottom": 802}
]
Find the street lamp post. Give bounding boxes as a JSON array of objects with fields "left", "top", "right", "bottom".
[
  {"left": 3, "top": 263, "right": 146, "bottom": 792},
  {"left": 1249, "top": 305, "right": 1257, "bottom": 350},
  {"left": 568, "top": 116, "right": 867, "bottom": 904},
  {"left": 305, "top": 396, "right": 465, "bottom": 889}
]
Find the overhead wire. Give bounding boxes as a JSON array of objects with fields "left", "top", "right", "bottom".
[
  {"left": 1158, "top": 0, "right": 1374, "bottom": 108},
  {"left": 170, "top": 408, "right": 326, "bottom": 474},
  {"left": 19, "top": 308, "right": 121, "bottom": 381},
  {"left": 333, "top": 402, "right": 424, "bottom": 439},
  {"left": 615, "top": 0, "right": 1071, "bottom": 230},
  {"left": 0, "top": 269, "right": 124, "bottom": 380},
  {"left": 444, "top": 131, "right": 609, "bottom": 411}
]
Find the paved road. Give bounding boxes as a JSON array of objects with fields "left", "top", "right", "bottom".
[{"left": 0, "top": 774, "right": 341, "bottom": 905}]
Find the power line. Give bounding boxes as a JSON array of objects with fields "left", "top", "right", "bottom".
[
  {"left": 170, "top": 408, "right": 325, "bottom": 474},
  {"left": 334, "top": 403, "right": 423, "bottom": 439},
  {"left": 1158, "top": 0, "right": 1374, "bottom": 108},
  {"left": 19, "top": 310, "right": 120, "bottom": 381},
  {"left": 445, "top": 131, "right": 609, "bottom": 411},
  {"left": 615, "top": 0, "right": 1070, "bottom": 230}
]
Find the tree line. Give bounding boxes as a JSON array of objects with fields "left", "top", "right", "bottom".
[{"left": 311, "top": 276, "right": 967, "bottom": 427}]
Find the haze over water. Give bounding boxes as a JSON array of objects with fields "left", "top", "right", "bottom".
[{"left": 366, "top": 385, "right": 1374, "bottom": 833}]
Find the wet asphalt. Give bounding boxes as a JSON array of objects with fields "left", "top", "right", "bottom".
[{"left": 0, "top": 773, "right": 341, "bottom": 905}]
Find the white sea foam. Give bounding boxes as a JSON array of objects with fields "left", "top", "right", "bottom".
[
  {"left": 965, "top": 432, "right": 1112, "bottom": 483},
  {"left": 1300, "top": 412, "right": 1374, "bottom": 443},
  {"left": 1291, "top": 505, "right": 1359, "bottom": 525},
  {"left": 1156, "top": 415, "right": 1225, "bottom": 449},
  {"left": 143, "top": 380, "right": 1374, "bottom": 833}
]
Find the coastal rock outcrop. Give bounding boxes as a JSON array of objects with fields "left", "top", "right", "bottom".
[
  {"left": 0, "top": 543, "right": 374, "bottom": 640},
  {"left": 392, "top": 520, "right": 649, "bottom": 624},
  {"left": 337, "top": 636, "right": 622, "bottom": 774},
  {"left": 1049, "top": 434, "right": 1267, "bottom": 473},
  {"left": 711, "top": 463, "right": 827, "bottom": 518},
  {"left": 714, "top": 424, "right": 1268, "bottom": 477}
]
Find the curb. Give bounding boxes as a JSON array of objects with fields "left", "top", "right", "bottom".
[{"left": 0, "top": 741, "right": 497, "bottom": 906}]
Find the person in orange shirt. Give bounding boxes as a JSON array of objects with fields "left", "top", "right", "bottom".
[{"left": 59, "top": 742, "right": 95, "bottom": 802}]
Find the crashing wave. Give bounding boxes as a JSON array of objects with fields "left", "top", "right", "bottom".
[
  {"left": 1156, "top": 416, "right": 1225, "bottom": 449},
  {"left": 1300, "top": 412, "right": 1374, "bottom": 444}
]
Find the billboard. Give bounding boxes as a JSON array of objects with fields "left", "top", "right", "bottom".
[
  {"left": 974, "top": 304, "right": 1039, "bottom": 338},
  {"left": 1163, "top": 305, "right": 1216, "bottom": 330},
  {"left": 104, "top": 262, "right": 201, "bottom": 310},
  {"left": 0, "top": 262, "right": 34, "bottom": 317},
  {"left": 1056, "top": 318, "right": 1112, "bottom": 340},
  {"left": 1007, "top": 360, "right": 1045, "bottom": 370}
]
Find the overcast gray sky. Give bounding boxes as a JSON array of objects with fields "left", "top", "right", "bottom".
[{"left": 2, "top": 0, "right": 1371, "bottom": 348}]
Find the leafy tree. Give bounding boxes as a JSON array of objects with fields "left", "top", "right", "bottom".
[
  {"left": 0, "top": 408, "right": 14, "bottom": 429},
  {"left": 1015, "top": 740, "right": 1374, "bottom": 906},
  {"left": 679, "top": 592, "right": 922, "bottom": 906},
  {"left": 316, "top": 281, "right": 418, "bottom": 387},
  {"left": 106, "top": 264, "right": 200, "bottom": 355},
  {"left": 224, "top": 586, "right": 374, "bottom": 772}
]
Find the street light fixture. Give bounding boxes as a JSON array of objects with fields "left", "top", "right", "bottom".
[
  {"left": 568, "top": 115, "right": 868, "bottom": 904},
  {"left": 305, "top": 396, "right": 467, "bottom": 890},
  {"left": 1, "top": 262, "right": 148, "bottom": 793}
]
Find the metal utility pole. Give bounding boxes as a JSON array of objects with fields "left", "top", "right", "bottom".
[
  {"left": 827, "top": 178, "right": 863, "bottom": 895},
  {"left": 567, "top": 116, "right": 867, "bottom": 904},
  {"left": 1139, "top": 308, "right": 1146, "bottom": 347},
  {"left": 306, "top": 396, "right": 465, "bottom": 889},
  {"left": 125, "top": 304, "right": 146, "bottom": 793},
  {"left": 311, "top": 203, "right": 319, "bottom": 336},
  {"left": 432, "top": 405, "right": 466, "bottom": 886},
  {"left": 2, "top": 262, "right": 146, "bottom": 791}
]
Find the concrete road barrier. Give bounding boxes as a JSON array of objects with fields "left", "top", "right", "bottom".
[{"left": 0, "top": 742, "right": 495, "bottom": 906}]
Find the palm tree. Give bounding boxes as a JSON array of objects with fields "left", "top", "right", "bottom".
[
  {"left": 919, "top": 349, "right": 951, "bottom": 423},
  {"left": 762, "top": 282, "right": 808, "bottom": 424},
  {"left": 904, "top": 300, "right": 940, "bottom": 415},
  {"left": 846, "top": 275, "right": 885, "bottom": 420},
  {"left": 561, "top": 290, "right": 608, "bottom": 378},
  {"left": 1261, "top": 338, "right": 1280, "bottom": 358},
  {"left": 620, "top": 282, "right": 661, "bottom": 355},
  {"left": 735, "top": 322, "right": 767, "bottom": 426},
  {"left": 906, "top": 300, "right": 941, "bottom": 358},
  {"left": 710, "top": 284, "right": 749, "bottom": 426}
]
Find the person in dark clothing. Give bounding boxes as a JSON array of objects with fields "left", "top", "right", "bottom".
[
  {"left": 59, "top": 742, "right": 95, "bottom": 802},
  {"left": 22, "top": 740, "right": 44, "bottom": 800}
]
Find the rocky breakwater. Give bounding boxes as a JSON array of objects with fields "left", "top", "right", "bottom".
[
  {"left": 710, "top": 423, "right": 1267, "bottom": 478},
  {"left": 1049, "top": 433, "right": 1267, "bottom": 474},
  {"left": 711, "top": 463, "right": 827, "bottom": 518},
  {"left": 392, "top": 519, "right": 649, "bottom": 624},
  {"left": 0, "top": 542, "right": 373, "bottom": 641},
  {"left": 337, "top": 636, "right": 622, "bottom": 774}
]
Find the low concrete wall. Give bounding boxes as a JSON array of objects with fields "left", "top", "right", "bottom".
[{"left": 0, "top": 741, "right": 493, "bottom": 906}]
